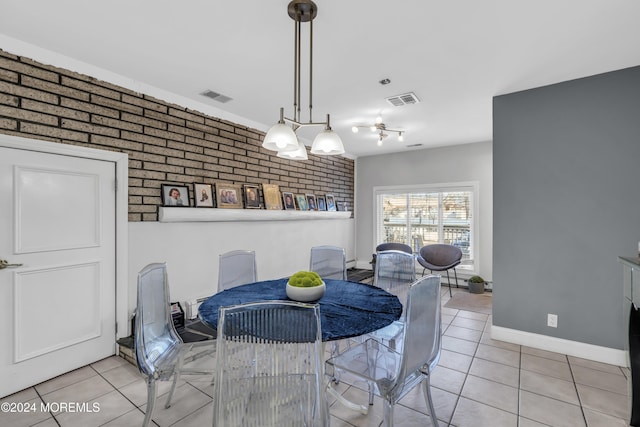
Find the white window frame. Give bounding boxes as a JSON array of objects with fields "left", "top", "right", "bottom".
[{"left": 373, "top": 181, "right": 479, "bottom": 272}]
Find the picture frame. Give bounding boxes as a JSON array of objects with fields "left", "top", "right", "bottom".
[
  {"left": 306, "top": 194, "right": 317, "bottom": 211},
  {"left": 326, "top": 194, "right": 336, "bottom": 211},
  {"left": 215, "top": 182, "right": 243, "bottom": 209},
  {"left": 193, "top": 183, "right": 214, "bottom": 208},
  {"left": 262, "top": 183, "right": 283, "bottom": 210},
  {"left": 317, "top": 195, "right": 327, "bottom": 211},
  {"left": 162, "top": 184, "right": 190, "bottom": 207},
  {"left": 282, "top": 191, "right": 296, "bottom": 210},
  {"left": 295, "top": 194, "right": 309, "bottom": 211},
  {"left": 243, "top": 184, "right": 261, "bottom": 209}
]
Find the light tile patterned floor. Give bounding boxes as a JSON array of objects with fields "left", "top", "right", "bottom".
[{"left": 0, "top": 288, "right": 630, "bottom": 427}]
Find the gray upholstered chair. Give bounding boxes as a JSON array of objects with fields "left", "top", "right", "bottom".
[
  {"left": 375, "top": 242, "right": 413, "bottom": 254},
  {"left": 417, "top": 244, "right": 462, "bottom": 296}
]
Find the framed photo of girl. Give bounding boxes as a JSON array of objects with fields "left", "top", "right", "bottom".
[
  {"left": 306, "top": 194, "right": 317, "bottom": 211},
  {"left": 162, "top": 184, "right": 190, "bottom": 207},
  {"left": 325, "top": 194, "right": 336, "bottom": 211},
  {"left": 317, "top": 195, "right": 327, "bottom": 211},
  {"left": 194, "top": 183, "right": 214, "bottom": 207}
]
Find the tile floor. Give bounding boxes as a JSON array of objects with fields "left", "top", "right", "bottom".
[{"left": 0, "top": 288, "right": 631, "bottom": 427}]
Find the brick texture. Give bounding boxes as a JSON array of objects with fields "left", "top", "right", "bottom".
[{"left": 0, "top": 49, "right": 354, "bottom": 221}]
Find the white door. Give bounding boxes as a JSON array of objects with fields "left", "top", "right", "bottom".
[{"left": 0, "top": 146, "right": 116, "bottom": 398}]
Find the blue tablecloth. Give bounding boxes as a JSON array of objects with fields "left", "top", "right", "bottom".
[{"left": 198, "top": 278, "right": 402, "bottom": 341}]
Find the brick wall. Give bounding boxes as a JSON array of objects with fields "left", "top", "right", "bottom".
[{"left": 0, "top": 49, "right": 354, "bottom": 221}]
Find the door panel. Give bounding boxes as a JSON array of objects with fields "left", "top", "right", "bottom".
[
  {"left": 0, "top": 147, "right": 116, "bottom": 398},
  {"left": 14, "top": 262, "right": 101, "bottom": 362},
  {"left": 15, "top": 166, "right": 101, "bottom": 253}
]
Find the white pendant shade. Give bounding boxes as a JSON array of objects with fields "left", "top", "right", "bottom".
[
  {"left": 262, "top": 122, "right": 299, "bottom": 152},
  {"left": 277, "top": 139, "right": 308, "bottom": 160},
  {"left": 311, "top": 129, "right": 345, "bottom": 155}
]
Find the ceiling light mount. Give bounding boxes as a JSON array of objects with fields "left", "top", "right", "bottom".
[{"left": 262, "top": 0, "right": 344, "bottom": 158}]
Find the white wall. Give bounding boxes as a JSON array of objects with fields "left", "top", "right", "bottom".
[
  {"left": 128, "top": 218, "right": 355, "bottom": 322},
  {"left": 355, "top": 141, "right": 493, "bottom": 280}
]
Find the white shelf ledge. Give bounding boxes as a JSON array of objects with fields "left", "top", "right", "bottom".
[{"left": 159, "top": 207, "right": 352, "bottom": 222}]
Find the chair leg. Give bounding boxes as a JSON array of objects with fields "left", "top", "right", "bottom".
[
  {"left": 382, "top": 399, "right": 395, "bottom": 427},
  {"left": 453, "top": 267, "right": 459, "bottom": 289},
  {"left": 422, "top": 375, "right": 438, "bottom": 426},
  {"left": 368, "top": 381, "right": 375, "bottom": 406},
  {"left": 166, "top": 352, "right": 186, "bottom": 409},
  {"left": 446, "top": 270, "right": 452, "bottom": 297},
  {"left": 143, "top": 377, "right": 157, "bottom": 427}
]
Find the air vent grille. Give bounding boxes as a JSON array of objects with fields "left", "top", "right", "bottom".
[
  {"left": 385, "top": 92, "right": 420, "bottom": 107},
  {"left": 201, "top": 90, "right": 233, "bottom": 103}
]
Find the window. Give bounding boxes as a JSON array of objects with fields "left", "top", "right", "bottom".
[{"left": 374, "top": 182, "right": 478, "bottom": 270}]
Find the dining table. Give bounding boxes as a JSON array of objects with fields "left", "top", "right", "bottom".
[
  {"left": 198, "top": 277, "right": 403, "bottom": 414},
  {"left": 198, "top": 278, "right": 403, "bottom": 341}
]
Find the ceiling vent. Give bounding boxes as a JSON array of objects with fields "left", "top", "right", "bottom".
[
  {"left": 200, "top": 90, "right": 233, "bottom": 103},
  {"left": 385, "top": 92, "right": 420, "bottom": 107}
]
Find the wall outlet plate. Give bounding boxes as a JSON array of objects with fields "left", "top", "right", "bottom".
[{"left": 547, "top": 313, "right": 558, "bottom": 328}]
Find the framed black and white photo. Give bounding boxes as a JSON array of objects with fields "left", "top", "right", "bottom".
[
  {"left": 162, "top": 184, "right": 190, "bottom": 207},
  {"left": 282, "top": 191, "right": 295, "bottom": 210},
  {"left": 194, "top": 183, "right": 214, "bottom": 207},
  {"left": 317, "top": 195, "right": 327, "bottom": 211},
  {"left": 215, "top": 182, "right": 243, "bottom": 209},
  {"left": 243, "top": 184, "right": 261, "bottom": 209},
  {"left": 326, "top": 194, "right": 336, "bottom": 211}
]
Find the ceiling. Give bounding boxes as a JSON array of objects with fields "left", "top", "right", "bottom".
[{"left": 1, "top": 1, "right": 639, "bottom": 158}]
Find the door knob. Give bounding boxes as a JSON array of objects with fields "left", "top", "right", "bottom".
[{"left": 0, "top": 259, "right": 23, "bottom": 269}]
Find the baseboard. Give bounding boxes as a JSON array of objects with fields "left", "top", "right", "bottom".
[{"left": 491, "top": 325, "right": 628, "bottom": 367}]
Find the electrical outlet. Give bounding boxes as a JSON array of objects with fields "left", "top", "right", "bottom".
[{"left": 547, "top": 313, "right": 558, "bottom": 328}]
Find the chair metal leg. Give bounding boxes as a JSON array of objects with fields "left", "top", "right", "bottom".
[
  {"left": 383, "top": 399, "right": 395, "bottom": 427},
  {"left": 165, "top": 353, "right": 185, "bottom": 409},
  {"left": 445, "top": 270, "right": 452, "bottom": 297},
  {"left": 422, "top": 375, "right": 438, "bottom": 426},
  {"left": 453, "top": 267, "right": 459, "bottom": 289},
  {"left": 143, "top": 377, "right": 157, "bottom": 427}
]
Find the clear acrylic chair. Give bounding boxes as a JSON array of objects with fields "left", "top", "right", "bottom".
[
  {"left": 365, "top": 249, "right": 418, "bottom": 349},
  {"left": 213, "top": 300, "right": 328, "bottom": 427},
  {"left": 309, "top": 245, "right": 347, "bottom": 280},
  {"left": 134, "top": 263, "right": 215, "bottom": 427},
  {"left": 218, "top": 249, "right": 257, "bottom": 292},
  {"left": 325, "top": 275, "right": 442, "bottom": 427},
  {"left": 373, "top": 249, "right": 417, "bottom": 315}
]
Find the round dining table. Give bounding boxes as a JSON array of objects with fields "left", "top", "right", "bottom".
[{"left": 198, "top": 278, "right": 402, "bottom": 341}]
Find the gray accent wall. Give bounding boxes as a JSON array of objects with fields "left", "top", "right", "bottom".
[
  {"left": 355, "top": 141, "right": 493, "bottom": 280},
  {"left": 493, "top": 66, "right": 640, "bottom": 350}
]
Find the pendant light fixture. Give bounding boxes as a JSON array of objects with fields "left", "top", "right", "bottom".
[{"left": 262, "top": 0, "right": 344, "bottom": 157}]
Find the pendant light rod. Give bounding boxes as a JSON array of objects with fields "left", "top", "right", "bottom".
[{"left": 264, "top": 0, "right": 344, "bottom": 157}]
